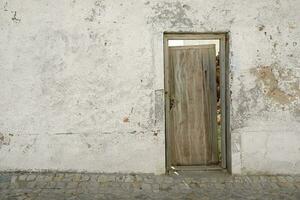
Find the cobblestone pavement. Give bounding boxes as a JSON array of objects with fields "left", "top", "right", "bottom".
[{"left": 0, "top": 171, "right": 299, "bottom": 200}]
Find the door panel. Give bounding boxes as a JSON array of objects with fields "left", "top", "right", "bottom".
[{"left": 169, "top": 45, "right": 218, "bottom": 166}]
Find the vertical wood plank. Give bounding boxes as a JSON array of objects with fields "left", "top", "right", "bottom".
[{"left": 169, "top": 45, "right": 218, "bottom": 166}]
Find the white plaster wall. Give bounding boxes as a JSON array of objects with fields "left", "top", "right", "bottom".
[{"left": 0, "top": 0, "right": 299, "bottom": 174}]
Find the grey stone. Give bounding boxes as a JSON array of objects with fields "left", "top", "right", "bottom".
[
  {"left": 164, "top": 176, "right": 174, "bottom": 184},
  {"left": 135, "top": 175, "right": 144, "bottom": 182},
  {"left": 72, "top": 174, "right": 81, "bottom": 182},
  {"left": 141, "top": 183, "right": 152, "bottom": 191},
  {"left": 44, "top": 181, "right": 56, "bottom": 189},
  {"left": 98, "top": 174, "right": 115, "bottom": 182},
  {"left": 124, "top": 175, "right": 135, "bottom": 182},
  {"left": 53, "top": 173, "right": 65, "bottom": 181},
  {"left": 19, "top": 175, "right": 27, "bottom": 181},
  {"left": 144, "top": 177, "right": 155, "bottom": 184},
  {"left": 27, "top": 182, "right": 36, "bottom": 188},
  {"left": 0, "top": 182, "right": 9, "bottom": 189},
  {"left": 152, "top": 183, "right": 160, "bottom": 193},
  {"left": 0, "top": 175, "right": 11, "bottom": 182},
  {"left": 0, "top": 172, "right": 299, "bottom": 200},
  {"left": 11, "top": 175, "right": 18, "bottom": 184},
  {"left": 80, "top": 174, "right": 90, "bottom": 181},
  {"left": 66, "top": 182, "right": 78, "bottom": 189},
  {"left": 26, "top": 174, "right": 36, "bottom": 181},
  {"left": 55, "top": 182, "right": 66, "bottom": 189}
]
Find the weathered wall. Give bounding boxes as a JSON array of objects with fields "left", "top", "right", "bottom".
[{"left": 0, "top": 0, "right": 299, "bottom": 174}]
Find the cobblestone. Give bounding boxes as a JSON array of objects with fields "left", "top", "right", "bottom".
[{"left": 0, "top": 172, "right": 299, "bottom": 200}]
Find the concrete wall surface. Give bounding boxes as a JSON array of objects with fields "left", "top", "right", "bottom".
[{"left": 0, "top": 0, "right": 299, "bottom": 174}]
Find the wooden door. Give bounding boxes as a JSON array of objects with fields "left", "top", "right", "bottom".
[{"left": 168, "top": 44, "right": 218, "bottom": 166}]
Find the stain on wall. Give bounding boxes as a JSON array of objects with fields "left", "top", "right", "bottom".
[
  {"left": 148, "top": 1, "right": 193, "bottom": 28},
  {"left": 0, "top": 133, "right": 11, "bottom": 148},
  {"left": 85, "top": 0, "right": 105, "bottom": 23},
  {"left": 253, "top": 65, "right": 299, "bottom": 105}
]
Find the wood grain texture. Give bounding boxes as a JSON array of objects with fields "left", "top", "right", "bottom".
[{"left": 169, "top": 45, "right": 218, "bottom": 166}]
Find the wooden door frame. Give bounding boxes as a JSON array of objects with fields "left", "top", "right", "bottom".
[{"left": 163, "top": 32, "right": 231, "bottom": 173}]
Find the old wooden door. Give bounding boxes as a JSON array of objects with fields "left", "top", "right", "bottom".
[{"left": 168, "top": 44, "right": 218, "bottom": 166}]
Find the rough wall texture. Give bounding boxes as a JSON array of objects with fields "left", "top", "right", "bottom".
[{"left": 0, "top": 0, "right": 299, "bottom": 174}]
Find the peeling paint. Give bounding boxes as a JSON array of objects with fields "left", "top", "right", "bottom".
[
  {"left": 85, "top": 0, "right": 105, "bottom": 23},
  {"left": 148, "top": 1, "right": 193, "bottom": 28},
  {"left": 253, "top": 65, "right": 300, "bottom": 105}
]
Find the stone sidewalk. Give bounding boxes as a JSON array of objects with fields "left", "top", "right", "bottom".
[{"left": 0, "top": 171, "right": 299, "bottom": 200}]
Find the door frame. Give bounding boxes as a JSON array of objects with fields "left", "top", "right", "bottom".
[{"left": 163, "top": 32, "right": 231, "bottom": 173}]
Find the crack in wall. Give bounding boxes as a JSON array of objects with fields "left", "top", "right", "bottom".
[{"left": 11, "top": 11, "right": 21, "bottom": 23}]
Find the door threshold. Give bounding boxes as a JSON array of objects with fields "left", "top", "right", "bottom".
[{"left": 170, "top": 165, "right": 224, "bottom": 172}]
